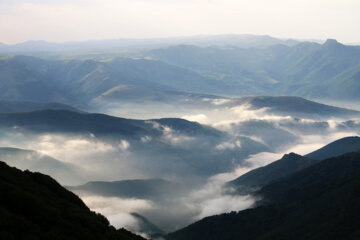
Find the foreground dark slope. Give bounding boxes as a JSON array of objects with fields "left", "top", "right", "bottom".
[
  {"left": 0, "top": 161, "right": 144, "bottom": 240},
  {"left": 229, "top": 136, "right": 360, "bottom": 189},
  {"left": 167, "top": 152, "right": 360, "bottom": 240}
]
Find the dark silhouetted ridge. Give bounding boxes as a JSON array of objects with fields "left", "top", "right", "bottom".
[
  {"left": 167, "top": 152, "right": 360, "bottom": 240},
  {"left": 0, "top": 161, "right": 144, "bottom": 240}
]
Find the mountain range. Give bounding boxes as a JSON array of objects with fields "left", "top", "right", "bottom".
[
  {"left": 148, "top": 39, "right": 360, "bottom": 100},
  {"left": 0, "top": 34, "right": 299, "bottom": 53},
  {"left": 0, "top": 38, "right": 359, "bottom": 104}
]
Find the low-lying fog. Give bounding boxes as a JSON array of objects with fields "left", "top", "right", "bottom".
[{"left": 1, "top": 98, "right": 359, "bottom": 236}]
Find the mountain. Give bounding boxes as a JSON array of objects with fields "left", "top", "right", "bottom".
[
  {"left": 94, "top": 84, "right": 221, "bottom": 105},
  {"left": 69, "top": 178, "right": 184, "bottom": 201},
  {"left": 1, "top": 39, "right": 360, "bottom": 104},
  {"left": 0, "top": 161, "right": 144, "bottom": 240},
  {"left": 0, "top": 109, "right": 269, "bottom": 177},
  {"left": 166, "top": 152, "right": 360, "bottom": 240},
  {"left": 0, "top": 34, "right": 299, "bottom": 53},
  {"left": 0, "top": 147, "right": 84, "bottom": 185},
  {"left": 130, "top": 213, "right": 166, "bottom": 238},
  {"left": 228, "top": 153, "right": 316, "bottom": 189},
  {"left": 149, "top": 40, "right": 360, "bottom": 100},
  {"left": 0, "top": 55, "right": 221, "bottom": 103},
  {"left": 305, "top": 136, "right": 360, "bottom": 160},
  {"left": 227, "top": 96, "right": 360, "bottom": 118},
  {"left": 0, "top": 109, "right": 222, "bottom": 137},
  {"left": 0, "top": 101, "right": 80, "bottom": 113},
  {"left": 229, "top": 136, "right": 360, "bottom": 190}
]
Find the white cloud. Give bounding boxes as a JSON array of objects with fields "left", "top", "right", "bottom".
[
  {"left": 181, "top": 114, "right": 209, "bottom": 124},
  {"left": 119, "top": 139, "right": 130, "bottom": 151}
]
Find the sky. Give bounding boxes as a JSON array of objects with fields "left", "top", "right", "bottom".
[{"left": 0, "top": 0, "right": 359, "bottom": 44}]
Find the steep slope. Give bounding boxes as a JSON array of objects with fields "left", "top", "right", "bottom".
[
  {"left": 0, "top": 161, "right": 144, "bottom": 240},
  {"left": 306, "top": 136, "right": 360, "bottom": 160},
  {"left": 167, "top": 152, "right": 360, "bottom": 240},
  {"left": 228, "top": 153, "right": 316, "bottom": 188}
]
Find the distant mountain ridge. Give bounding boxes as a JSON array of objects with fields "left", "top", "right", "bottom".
[
  {"left": 0, "top": 101, "right": 80, "bottom": 113},
  {"left": 223, "top": 96, "right": 360, "bottom": 118},
  {"left": 0, "top": 34, "right": 300, "bottom": 52},
  {"left": 149, "top": 39, "right": 360, "bottom": 100},
  {"left": 1, "top": 39, "right": 360, "bottom": 103}
]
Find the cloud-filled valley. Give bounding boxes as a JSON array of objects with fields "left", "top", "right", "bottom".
[
  {"left": 0, "top": 97, "right": 359, "bottom": 234},
  {"left": 1, "top": 36, "right": 360, "bottom": 239}
]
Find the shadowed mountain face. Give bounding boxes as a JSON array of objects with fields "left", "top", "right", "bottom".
[
  {"left": 0, "top": 161, "right": 144, "bottom": 240},
  {"left": 166, "top": 152, "right": 360, "bottom": 240}
]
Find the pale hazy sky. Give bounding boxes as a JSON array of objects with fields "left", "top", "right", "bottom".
[{"left": 0, "top": 0, "right": 359, "bottom": 44}]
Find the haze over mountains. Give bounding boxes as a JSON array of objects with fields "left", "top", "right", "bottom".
[
  {"left": 0, "top": 36, "right": 359, "bottom": 107},
  {"left": 1, "top": 34, "right": 360, "bottom": 238},
  {"left": 0, "top": 34, "right": 300, "bottom": 53}
]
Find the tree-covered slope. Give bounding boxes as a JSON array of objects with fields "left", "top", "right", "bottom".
[
  {"left": 0, "top": 161, "right": 144, "bottom": 240},
  {"left": 166, "top": 152, "right": 360, "bottom": 240}
]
